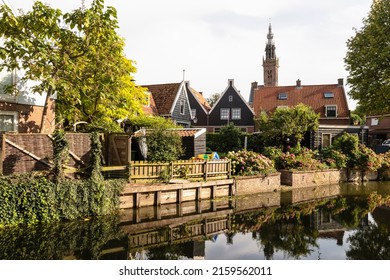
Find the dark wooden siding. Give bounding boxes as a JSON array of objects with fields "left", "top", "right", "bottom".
[
  {"left": 172, "top": 88, "right": 191, "bottom": 127},
  {"left": 181, "top": 133, "right": 206, "bottom": 159},
  {"left": 187, "top": 89, "right": 208, "bottom": 127},
  {"left": 208, "top": 85, "right": 254, "bottom": 127}
]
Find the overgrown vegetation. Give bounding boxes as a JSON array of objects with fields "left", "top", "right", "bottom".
[{"left": 0, "top": 131, "right": 125, "bottom": 228}]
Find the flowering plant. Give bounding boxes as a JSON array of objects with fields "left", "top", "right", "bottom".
[
  {"left": 276, "top": 147, "right": 327, "bottom": 171},
  {"left": 381, "top": 150, "right": 390, "bottom": 169},
  {"left": 227, "top": 150, "right": 276, "bottom": 176},
  {"left": 355, "top": 144, "right": 383, "bottom": 171},
  {"left": 319, "top": 147, "right": 348, "bottom": 169}
]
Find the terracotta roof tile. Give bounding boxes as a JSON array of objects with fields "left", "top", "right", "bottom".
[
  {"left": 253, "top": 83, "right": 350, "bottom": 118},
  {"left": 142, "top": 92, "right": 159, "bottom": 116},
  {"left": 142, "top": 83, "right": 181, "bottom": 115},
  {"left": 189, "top": 87, "right": 211, "bottom": 111}
]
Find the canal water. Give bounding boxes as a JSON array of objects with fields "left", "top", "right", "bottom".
[{"left": 1, "top": 181, "right": 390, "bottom": 260}]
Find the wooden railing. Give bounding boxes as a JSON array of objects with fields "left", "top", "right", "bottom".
[{"left": 101, "top": 159, "right": 231, "bottom": 182}]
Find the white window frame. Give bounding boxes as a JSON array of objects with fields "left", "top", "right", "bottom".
[
  {"left": 324, "top": 92, "right": 334, "bottom": 98},
  {"left": 278, "top": 93, "right": 288, "bottom": 100},
  {"left": 0, "top": 111, "right": 18, "bottom": 132},
  {"left": 191, "top": 108, "right": 196, "bottom": 118},
  {"left": 220, "top": 108, "right": 230, "bottom": 120},
  {"left": 231, "top": 108, "right": 241, "bottom": 120},
  {"left": 371, "top": 118, "right": 379, "bottom": 126},
  {"left": 325, "top": 105, "right": 337, "bottom": 118},
  {"left": 228, "top": 95, "right": 233, "bottom": 102},
  {"left": 179, "top": 99, "right": 185, "bottom": 115}
]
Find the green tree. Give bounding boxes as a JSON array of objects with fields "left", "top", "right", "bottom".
[
  {"left": 206, "top": 92, "right": 221, "bottom": 108},
  {"left": 256, "top": 104, "right": 319, "bottom": 148},
  {"left": 0, "top": 0, "right": 146, "bottom": 132},
  {"left": 344, "top": 0, "right": 390, "bottom": 115},
  {"left": 218, "top": 123, "right": 243, "bottom": 153}
]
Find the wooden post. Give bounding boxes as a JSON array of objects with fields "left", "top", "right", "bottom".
[
  {"left": 170, "top": 161, "right": 174, "bottom": 180},
  {"left": 203, "top": 160, "right": 208, "bottom": 181},
  {"left": 156, "top": 191, "right": 161, "bottom": 206},
  {"left": 177, "top": 189, "right": 183, "bottom": 204},
  {"left": 227, "top": 159, "right": 232, "bottom": 178}
]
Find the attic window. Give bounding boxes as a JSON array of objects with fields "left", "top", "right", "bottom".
[
  {"left": 278, "top": 93, "right": 288, "bottom": 100},
  {"left": 229, "top": 95, "right": 233, "bottom": 102},
  {"left": 180, "top": 99, "right": 185, "bottom": 115},
  {"left": 325, "top": 105, "right": 337, "bottom": 117},
  {"left": 324, "top": 92, "right": 334, "bottom": 98}
]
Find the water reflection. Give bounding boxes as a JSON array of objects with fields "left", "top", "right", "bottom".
[{"left": 1, "top": 182, "right": 390, "bottom": 260}]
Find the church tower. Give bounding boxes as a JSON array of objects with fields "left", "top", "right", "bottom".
[{"left": 263, "top": 23, "right": 279, "bottom": 87}]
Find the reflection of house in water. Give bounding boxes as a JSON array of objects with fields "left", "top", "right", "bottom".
[{"left": 307, "top": 208, "right": 370, "bottom": 246}]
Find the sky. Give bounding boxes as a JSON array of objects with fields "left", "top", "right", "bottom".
[{"left": 5, "top": 0, "right": 373, "bottom": 109}]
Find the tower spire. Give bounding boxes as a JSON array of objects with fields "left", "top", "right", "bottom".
[{"left": 262, "top": 21, "right": 279, "bottom": 87}]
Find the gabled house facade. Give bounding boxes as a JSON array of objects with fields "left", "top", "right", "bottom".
[
  {"left": 251, "top": 78, "right": 368, "bottom": 149},
  {"left": 184, "top": 81, "right": 211, "bottom": 127},
  {"left": 143, "top": 81, "right": 193, "bottom": 127},
  {"left": 0, "top": 69, "right": 55, "bottom": 133},
  {"left": 208, "top": 79, "right": 255, "bottom": 133}
]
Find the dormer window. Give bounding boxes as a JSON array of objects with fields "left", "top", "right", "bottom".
[
  {"left": 324, "top": 92, "right": 334, "bottom": 98},
  {"left": 325, "top": 105, "right": 337, "bottom": 117},
  {"left": 278, "top": 93, "right": 287, "bottom": 100}
]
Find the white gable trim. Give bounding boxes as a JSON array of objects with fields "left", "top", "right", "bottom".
[{"left": 169, "top": 81, "right": 192, "bottom": 118}]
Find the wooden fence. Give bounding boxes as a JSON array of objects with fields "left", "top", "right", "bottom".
[{"left": 102, "top": 159, "right": 231, "bottom": 182}]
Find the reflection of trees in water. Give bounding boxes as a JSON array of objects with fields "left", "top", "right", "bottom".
[
  {"left": 347, "top": 222, "right": 390, "bottom": 260},
  {"left": 245, "top": 195, "right": 384, "bottom": 260},
  {"left": 0, "top": 215, "right": 124, "bottom": 260},
  {"left": 255, "top": 217, "right": 319, "bottom": 259}
]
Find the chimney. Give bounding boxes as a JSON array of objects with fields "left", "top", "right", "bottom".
[
  {"left": 251, "top": 81, "right": 258, "bottom": 89},
  {"left": 199, "top": 91, "right": 203, "bottom": 96},
  {"left": 296, "top": 79, "right": 301, "bottom": 88},
  {"left": 338, "top": 78, "right": 344, "bottom": 86}
]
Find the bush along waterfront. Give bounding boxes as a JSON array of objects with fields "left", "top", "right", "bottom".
[{"left": 0, "top": 131, "right": 126, "bottom": 228}]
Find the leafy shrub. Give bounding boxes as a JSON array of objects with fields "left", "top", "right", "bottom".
[
  {"left": 381, "top": 151, "right": 390, "bottom": 169},
  {"left": 146, "top": 129, "right": 184, "bottom": 161},
  {"left": 319, "top": 147, "right": 348, "bottom": 169},
  {"left": 227, "top": 150, "right": 276, "bottom": 176},
  {"left": 356, "top": 144, "right": 382, "bottom": 172},
  {"left": 274, "top": 147, "right": 327, "bottom": 171}
]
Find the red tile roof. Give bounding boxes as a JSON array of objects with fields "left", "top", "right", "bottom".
[
  {"left": 142, "top": 93, "right": 159, "bottom": 116},
  {"left": 252, "top": 83, "right": 350, "bottom": 119},
  {"left": 142, "top": 83, "right": 181, "bottom": 115},
  {"left": 189, "top": 87, "right": 211, "bottom": 111}
]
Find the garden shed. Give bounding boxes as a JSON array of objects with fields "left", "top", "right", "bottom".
[{"left": 132, "top": 128, "right": 206, "bottom": 160}]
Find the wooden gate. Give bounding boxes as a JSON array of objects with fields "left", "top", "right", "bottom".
[{"left": 106, "top": 134, "right": 132, "bottom": 166}]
